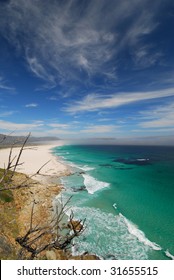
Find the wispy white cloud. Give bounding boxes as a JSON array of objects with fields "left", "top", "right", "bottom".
[
  {"left": 64, "top": 88, "right": 174, "bottom": 113},
  {"left": 0, "top": 110, "right": 18, "bottom": 117},
  {"left": 45, "top": 129, "right": 77, "bottom": 136},
  {"left": 97, "top": 118, "right": 113, "bottom": 122},
  {"left": 139, "top": 102, "right": 174, "bottom": 128},
  {"left": 26, "top": 51, "right": 56, "bottom": 88},
  {"left": 0, "top": 118, "right": 79, "bottom": 137},
  {"left": 25, "top": 103, "right": 38, "bottom": 108},
  {"left": 48, "top": 96, "right": 60, "bottom": 101},
  {"left": 48, "top": 123, "right": 70, "bottom": 129},
  {"left": 0, "top": 0, "right": 163, "bottom": 89},
  {"left": 0, "top": 76, "right": 15, "bottom": 91},
  {"left": 131, "top": 45, "right": 163, "bottom": 69},
  {"left": 0, "top": 119, "right": 44, "bottom": 132},
  {"left": 80, "top": 125, "right": 118, "bottom": 134}
]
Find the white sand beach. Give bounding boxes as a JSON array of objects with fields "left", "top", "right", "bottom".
[{"left": 0, "top": 143, "right": 70, "bottom": 182}]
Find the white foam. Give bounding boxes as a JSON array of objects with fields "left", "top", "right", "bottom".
[
  {"left": 72, "top": 206, "right": 149, "bottom": 259},
  {"left": 82, "top": 174, "right": 109, "bottom": 194},
  {"left": 80, "top": 165, "right": 95, "bottom": 171},
  {"left": 137, "top": 158, "right": 149, "bottom": 161},
  {"left": 113, "top": 203, "right": 117, "bottom": 210},
  {"left": 67, "top": 162, "right": 80, "bottom": 168},
  {"left": 66, "top": 162, "right": 95, "bottom": 174},
  {"left": 119, "top": 213, "right": 162, "bottom": 251},
  {"left": 165, "top": 249, "right": 174, "bottom": 260}
]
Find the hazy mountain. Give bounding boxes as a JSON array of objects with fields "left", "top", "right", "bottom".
[{"left": 0, "top": 134, "right": 60, "bottom": 146}]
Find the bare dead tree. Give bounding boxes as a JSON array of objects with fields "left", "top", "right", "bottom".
[
  {"left": 16, "top": 197, "right": 85, "bottom": 260},
  {"left": 0, "top": 133, "right": 51, "bottom": 192},
  {"left": 0, "top": 160, "right": 51, "bottom": 192},
  {"left": 0, "top": 133, "right": 31, "bottom": 187}
]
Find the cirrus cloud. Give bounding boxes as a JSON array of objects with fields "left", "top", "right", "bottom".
[
  {"left": 64, "top": 88, "right": 174, "bottom": 113},
  {"left": 25, "top": 103, "right": 38, "bottom": 108},
  {"left": 0, "top": 0, "right": 163, "bottom": 90},
  {"left": 0, "top": 119, "right": 43, "bottom": 132}
]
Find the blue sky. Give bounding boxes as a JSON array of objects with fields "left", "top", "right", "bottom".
[{"left": 0, "top": 0, "right": 174, "bottom": 143}]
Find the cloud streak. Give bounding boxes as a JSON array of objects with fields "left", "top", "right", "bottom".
[
  {"left": 64, "top": 88, "right": 174, "bottom": 113},
  {"left": 25, "top": 103, "right": 38, "bottom": 108},
  {"left": 0, "top": 119, "right": 43, "bottom": 132},
  {"left": 0, "top": 119, "right": 78, "bottom": 137},
  {"left": 0, "top": 76, "right": 15, "bottom": 91},
  {"left": 80, "top": 125, "right": 118, "bottom": 134},
  {"left": 0, "top": 111, "right": 18, "bottom": 117},
  {"left": 139, "top": 102, "right": 174, "bottom": 128}
]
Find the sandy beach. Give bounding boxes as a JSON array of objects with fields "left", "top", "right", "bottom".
[{"left": 0, "top": 142, "right": 70, "bottom": 182}]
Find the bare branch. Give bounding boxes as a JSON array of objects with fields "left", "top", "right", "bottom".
[
  {"left": 30, "top": 200, "right": 36, "bottom": 231},
  {"left": 11, "top": 133, "right": 31, "bottom": 175},
  {"left": 0, "top": 159, "right": 51, "bottom": 192},
  {"left": 36, "top": 160, "right": 51, "bottom": 175},
  {"left": 15, "top": 196, "right": 85, "bottom": 259},
  {"left": 0, "top": 133, "right": 31, "bottom": 189},
  {"left": 0, "top": 130, "right": 16, "bottom": 143}
]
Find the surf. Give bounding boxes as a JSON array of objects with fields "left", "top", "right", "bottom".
[
  {"left": 119, "top": 213, "right": 162, "bottom": 251},
  {"left": 82, "top": 174, "right": 110, "bottom": 194}
]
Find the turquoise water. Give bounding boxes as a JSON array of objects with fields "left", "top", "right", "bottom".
[{"left": 52, "top": 145, "right": 174, "bottom": 260}]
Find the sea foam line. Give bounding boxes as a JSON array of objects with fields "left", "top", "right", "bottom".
[
  {"left": 119, "top": 213, "right": 162, "bottom": 251},
  {"left": 80, "top": 165, "right": 95, "bottom": 171},
  {"left": 165, "top": 250, "right": 174, "bottom": 260},
  {"left": 82, "top": 174, "right": 110, "bottom": 194},
  {"left": 71, "top": 206, "right": 149, "bottom": 260}
]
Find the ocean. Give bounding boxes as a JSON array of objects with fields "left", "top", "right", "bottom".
[{"left": 52, "top": 144, "right": 174, "bottom": 260}]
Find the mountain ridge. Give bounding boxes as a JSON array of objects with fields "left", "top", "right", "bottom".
[{"left": 0, "top": 134, "right": 60, "bottom": 146}]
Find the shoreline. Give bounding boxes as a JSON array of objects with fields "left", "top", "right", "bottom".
[
  {"left": 0, "top": 142, "right": 99, "bottom": 260},
  {"left": 0, "top": 142, "right": 71, "bottom": 182},
  {"left": 2, "top": 143, "right": 173, "bottom": 260}
]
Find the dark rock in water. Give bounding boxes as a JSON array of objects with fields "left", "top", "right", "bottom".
[
  {"left": 100, "top": 163, "right": 133, "bottom": 169},
  {"left": 99, "top": 164, "right": 113, "bottom": 168},
  {"left": 116, "top": 167, "right": 133, "bottom": 170},
  {"left": 76, "top": 171, "right": 86, "bottom": 176},
  {"left": 105, "top": 254, "right": 117, "bottom": 260},
  {"left": 71, "top": 185, "right": 86, "bottom": 192},
  {"left": 113, "top": 158, "right": 151, "bottom": 166}
]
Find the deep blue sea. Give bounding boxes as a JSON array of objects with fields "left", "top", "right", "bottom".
[{"left": 52, "top": 144, "right": 174, "bottom": 260}]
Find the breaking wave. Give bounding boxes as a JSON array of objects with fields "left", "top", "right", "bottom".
[
  {"left": 71, "top": 207, "right": 150, "bottom": 259},
  {"left": 82, "top": 174, "right": 110, "bottom": 194},
  {"left": 80, "top": 165, "right": 95, "bottom": 171},
  {"left": 119, "top": 213, "right": 162, "bottom": 251},
  {"left": 165, "top": 249, "right": 174, "bottom": 260}
]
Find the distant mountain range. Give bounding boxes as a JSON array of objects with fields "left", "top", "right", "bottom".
[{"left": 0, "top": 134, "right": 60, "bottom": 146}]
